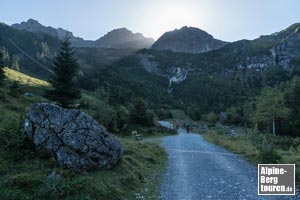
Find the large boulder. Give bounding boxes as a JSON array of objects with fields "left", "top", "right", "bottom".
[{"left": 24, "top": 103, "right": 124, "bottom": 171}]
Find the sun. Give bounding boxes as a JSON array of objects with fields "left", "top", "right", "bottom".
[{"left": 146, "top": 1, "right": 202, "bottom": 39}]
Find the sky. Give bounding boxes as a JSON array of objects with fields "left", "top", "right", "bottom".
[{"left": 1, "top": 0, "right": 300, "bottom": 42}]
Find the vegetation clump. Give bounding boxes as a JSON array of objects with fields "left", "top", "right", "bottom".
[{"left": 45, "top": 38, "right": 81, "bottom": 108}]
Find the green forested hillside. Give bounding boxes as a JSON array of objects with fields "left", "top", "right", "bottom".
[
  {"left": 78, "top": 56, "right": 173, "bottom": 106},
  {"left": 0, "top": 23, "right": 60, "bottom": 79}
]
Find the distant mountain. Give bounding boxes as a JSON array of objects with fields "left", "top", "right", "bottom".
[
  {"left": 151, "top": 26, "right": 228, "bottom": 53},
  {"left": 142, "top": 23, "right": 300, "bottom": 80},
  {"left": 12, "top": 19, "right": 154, "bottom": 49},
  {"left": 0, "top": 21, "right": 140, "bottom": 80},
  {"left": 95, "top": 28, "right": 155, "bottom": 49},
  {"left": 137, "top": 23, "right": 300, "bottom": 112},
  {"left": 12, "top": 19, "right": 94, "bottom": 47},
  {"left": 0, "top": 22, "right": 60, "bottom": 79}
]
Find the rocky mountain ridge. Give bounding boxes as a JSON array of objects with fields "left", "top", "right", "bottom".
[
  {"left": 140, "top": 23, "right": 300, "bottom": 81},
  {"left": 95, "top": 28, "right": 154, "bottom": 49},
  {"left": 12, "top": 19, "right": 154, "bottom": 49},
  {"left": 151, "top": 26, "right": 229, "bottom": 54},
  {"left": 12, "top": 19, "right": 94, "bottom": 47}
]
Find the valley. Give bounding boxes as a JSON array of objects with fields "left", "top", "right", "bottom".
[{"left": 1, "top": 16, "right": 300, "bottom": 200}]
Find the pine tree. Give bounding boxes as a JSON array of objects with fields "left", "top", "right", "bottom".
[
  {"left": 0, "top": 51, "right": 5, "bottom": 85},
  {"left": 45, "top": 38, "right": 81, "bottom": 108}
]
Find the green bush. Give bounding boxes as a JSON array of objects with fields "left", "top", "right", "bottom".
[
  {"left": 129, "top": 98, "right": 154, "bottom": 127},
  {"left": 0, "top": 109, "right": 24, "bottom": 149},
  {"left": 156, "top": 108, "right": 173, "bottom": 120},
  {"left": 249, "top": 131, "right": 281, "bottom": 163},
  {"left": 93, "top": 102, "right": 117, "bottom": 129},
  {"left": 203, "top": 112, "right": 218, "bottom": 125},
  {"left": 293, "top": 137, "right": 300, "bottom": 147},
  {"left": 8, "top": 81, "right": 23, "bottom": 98}
]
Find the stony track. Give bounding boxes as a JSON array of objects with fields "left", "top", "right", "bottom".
[{"left": 159, "top": 121, "right": 298, "bottom": 200}]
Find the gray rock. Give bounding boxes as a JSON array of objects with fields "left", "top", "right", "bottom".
[
  {"left": 47, "top": 171, "right": 61, "bottom": 180},
  {"left": 24, "top": 103, "right": 124, "bottom": 171}
]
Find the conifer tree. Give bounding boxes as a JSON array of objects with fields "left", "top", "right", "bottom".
[{"left": 45, "top": 38, "right": 81, "bottom": 108}]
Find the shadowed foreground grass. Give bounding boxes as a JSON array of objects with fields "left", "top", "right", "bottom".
[
  {"left": 0, "top": 95, "right": 167, "bottom": 200},
  {"left": 0, "top": 69, "right": 167, "bottom": 200},
  {"left": 0, "top": 137, "right": 166, "bottom": 200}
]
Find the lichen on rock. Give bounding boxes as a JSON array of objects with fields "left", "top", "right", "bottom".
[{"left": 24, "top": 103, "right": 124, "bottom": 171}]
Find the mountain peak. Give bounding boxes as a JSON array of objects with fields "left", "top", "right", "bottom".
[
  {"left": 111, "top": 27, "right": 131, "bottom": 32},
  {"left": 95, "top": 28, "right": 154, "bottom": 49},
  {"left": 12, "top": 19, "right": 59, "bottom": 39},
  {"left": 152, "top": 26, "right": 228, "bottom": 54},
  {"left": 26, "top": 18, "right": 40, "bottom": 24}
]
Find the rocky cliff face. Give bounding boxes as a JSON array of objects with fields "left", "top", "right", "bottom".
[
  {"left": 95, "top": 28, "right": 154, "bottom": 49},
  {"left": 234, "top": 23, "right": 300, "bottom": 72},
  {"left": 151, "top": 26, "right": 228, "bottom": 54},
  {"left": 272, "top": 23, "right": 300, "bottom": 71},
  {"left": 140, "top": 23, "right": 300, "bottom": 84}
]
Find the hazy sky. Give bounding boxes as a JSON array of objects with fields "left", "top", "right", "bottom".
[{"left": 1, "top": 0, "right": 300, "bottom": 41}]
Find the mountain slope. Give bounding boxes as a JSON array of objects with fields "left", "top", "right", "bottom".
[
  {"left": 1, "top": 21, "right": 148, "bottom": 82},
  {"left": 4, "top": 67, "right": 49, "bottom": 87},
  {"left": 151, "top": 26, "right": 228, "bottom": 53},
  {"left": 133, "top": 23, "right": 300, "bottom": 113},
  {"left": 142, "top": 23, "right": 300, "bottom": 80},
  {"left": 86, "top": 56, "right": 173, "bottom": 105},
  {"left": 0, "top": 22, "right": 60, "bottom": 79}
]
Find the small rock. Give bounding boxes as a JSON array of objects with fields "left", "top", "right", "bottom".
[{"left": 47, "top": 171, "right": 61, "bottom": 180}]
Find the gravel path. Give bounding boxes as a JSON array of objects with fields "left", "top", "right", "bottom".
[{"left": 159, "top": 121, "right": 298, "bottom": 200}]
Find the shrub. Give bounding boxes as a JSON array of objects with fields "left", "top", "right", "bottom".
[
  {"left": 129, "top": 98, "right": 154, "bottom": 127},
  {"left": 8, "top": 81, "right": 23, "bottom": 98},
  {"left": 204, "top": 112, "right": 218, "bottom": 125},
  {"left": 156, "top": 108, "right": 173, "bottom": 120},
  {"left": 293, "top": 137, "right": 300, "bottom": 147},
  {"left": 249, "top": 131, "right": 281, "bottom": 163},
  {"left": 93, "top": 103, "right": 117, "bottom": 130},
  {"left": 0, "top": 109, "right": 24, "bottom": 149}
]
